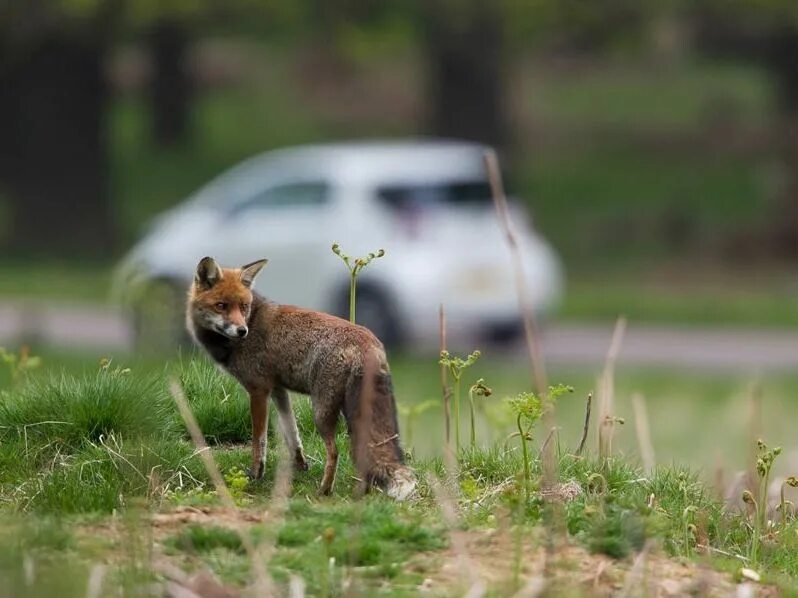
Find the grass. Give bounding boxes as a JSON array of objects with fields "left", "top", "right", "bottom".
[{"left": 0, "top": 350, "right": 797, "bottom": 593}]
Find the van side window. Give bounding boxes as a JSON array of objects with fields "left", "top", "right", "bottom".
[{"left": 230, "top": 181, "right": 329, "bottom": 215}]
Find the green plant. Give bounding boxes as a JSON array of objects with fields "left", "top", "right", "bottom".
[
  {"left": 224, "top": 466, "right": 250, "bottom": 504},
  {"left": 745, "top": 439, "right": 782, "bottom": 564},
  {"left": 0, "top": 346, "right": 41, "bottom": 386},
  {"left": 779, "top": 476, "right": 798, "bottom": 529},
  {"left": 397, "top": 399, "right": 439, "bottom": 449},
  {"left": 331, "top": 243, "right": 385, "bottom": 324},
  {"left": 507, "top": 384, "right": 573, "bottom": 501},
  {"left": 438, "top": 349, "right": 481, "bottom": 452},
  {"left": 467, "top": 378, "right": 492, "bottom": 448}
]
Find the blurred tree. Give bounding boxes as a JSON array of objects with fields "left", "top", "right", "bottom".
[
  {"left": 422, "top": 0, "right": 507, "bottom": 148},
  {"left": 0, "top": 1, "right": 119, "bottom": 255},
  {"left": 693, "top": 2, "right": 798, "bottom": 256},
  {"left": 147, "top": 18, "right": 193, "bottom": 146}
]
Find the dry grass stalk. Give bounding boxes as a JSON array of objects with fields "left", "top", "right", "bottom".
[
  {"left": 168, "top": 379, "right": 273, "bottom": 594},
  {"left": 428, "top": 473, "right": 484, "bottom": 596},
  {"left": 619, "top": 540, "right": 652, "bottom": 598},
  {"left": 86, "top": 563, "right": 106, "bottom": 598},
  {"left": 598, "top": 317, "right": 626, "bottom": 461},
  {"left": 576, "top": 392, "right": 593, "bottom": 456},
  {"left": 484, "top": 149, "right": 559, "bottom": 580},
  {"left": 632, "top": 393, "right": 655, "bottom": 473},
  {"left": 483, "top": 150, "right": 548, "bottom": 399},
  {"left": 440, "top": 303, "right": 451, "bottom": 451},
  {"left": 484, "top": 150, "right": 554, "bottom": 483}
]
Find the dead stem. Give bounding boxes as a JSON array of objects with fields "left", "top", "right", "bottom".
[
  {"left": 168, "top": 378, "right": 273, "bottom": 594},
  {"left": 485, "top": 148, "right": 558, "bottom": 579},
  {"left": 576, "top": 392, "right": 593, "bottom": 456}
]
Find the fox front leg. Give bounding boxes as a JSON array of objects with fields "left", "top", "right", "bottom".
[{"left": 247, "top": 388, "right": 271, "bottom": 480}]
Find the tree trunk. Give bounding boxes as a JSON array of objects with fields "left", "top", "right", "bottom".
[
  {"left": 423, "top": 1, "right": 508, "bottom": 149},
  {"left": 0, "top": 35, "right": 115, "bottom": 256},
  {"left": 765, "top": 25, "right": 798, "bottom": 257},
  {"left": 148, "top": 19, "right": 193, "bottom": 147}
]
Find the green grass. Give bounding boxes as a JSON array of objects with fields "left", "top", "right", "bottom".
[
  {"left": 524, "top": 61, "right": 773, "bottom": 130},
  {"left": 561, "top": 275, "right": 798, "bottom": 328},
  {"left": 0, "top": 352, "right": 797, "bottom": 594}
]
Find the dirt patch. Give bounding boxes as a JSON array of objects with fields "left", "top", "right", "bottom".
[
  {"left": 410, "top": 527, "right": 779, "bottom": 596},
  {"left": 150, "top": 505, "right": 265, "bottom": 533}
]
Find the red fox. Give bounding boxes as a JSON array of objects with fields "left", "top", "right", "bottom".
[{"left": 186, "top": 256, "right": 416, "bottom": 500}]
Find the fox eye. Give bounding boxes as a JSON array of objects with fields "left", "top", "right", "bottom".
[{"left": 215, "top": 302, "right": 227, "bottom": 311}]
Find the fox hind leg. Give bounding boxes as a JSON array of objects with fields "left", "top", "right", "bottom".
[{"left": 272, "top": 387, "right": 308, "bottom": 471}]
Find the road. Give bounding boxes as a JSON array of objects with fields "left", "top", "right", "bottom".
[{"left": 0, "top": 300, "right": 797, "bottom": 371}]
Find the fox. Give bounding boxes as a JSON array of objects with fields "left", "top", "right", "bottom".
[{"left": 185, "top": 256, "right": 416, "bottom": 500}]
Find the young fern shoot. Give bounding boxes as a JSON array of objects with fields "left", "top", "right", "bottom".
[
  {"left": 331, "top": 243, "right": 385, "bottom": 324},
  {"left": 468, "top": 378, "right": 492, "bottom": 448},
  {"left": 439, "top": 349, "right": 481, "bottom": 452},
  {"left": 507, "top": 384, "right": 572, "bottom": 502}
]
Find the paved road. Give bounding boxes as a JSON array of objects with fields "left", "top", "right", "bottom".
[{"left": 1, "top": 300, "right": 797, "bottom": 371}]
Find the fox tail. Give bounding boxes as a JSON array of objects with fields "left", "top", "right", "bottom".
[{"left": 343, "top": 355, "right": 417, "bottom": 501}]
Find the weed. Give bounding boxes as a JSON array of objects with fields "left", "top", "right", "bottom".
[
  {"left": 438, "top": 349, "right": 481, "bottom": 452},
  {"left": 779, "top": 476, "right": 798, "bottom": 529},
  {"left": 507, "top": 384, "right": 572, "bottom": 501},
  {"left": 467, "top": 378, "right": 492, "bottom": 449},
  {"left": 0, "top": 346, "right": 41, "bottom": 387},
  {"left": 746, "top": 439, "right": 782, "bottom": 564},
  {"left": 331, "top": 243, "right": 385, "bottom": 324}
]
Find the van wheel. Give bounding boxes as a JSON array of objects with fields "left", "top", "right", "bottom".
[
  {"left": 334, "top": 284, "right": 403, "bottom": 350},
  {"left": 131, "top": 279, "right": 189, "bottom": 352}
]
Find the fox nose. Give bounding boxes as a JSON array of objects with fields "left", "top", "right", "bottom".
[{"left": 236, "top": 326, "right": 248, "bottom": 338}]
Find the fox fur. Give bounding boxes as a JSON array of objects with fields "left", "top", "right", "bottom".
[{"left": 186, "top": 256, "right": 415, "bottom": 500}]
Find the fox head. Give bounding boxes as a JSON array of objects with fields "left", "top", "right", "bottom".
[{"left": 187, "top": 256, "right": 268, "bottom": 339}]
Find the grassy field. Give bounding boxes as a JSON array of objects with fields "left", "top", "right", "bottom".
[{"left": 1, "top": 349, "right": 797, "bottom": 594}]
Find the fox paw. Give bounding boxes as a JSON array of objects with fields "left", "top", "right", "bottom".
[
  {"left": 294, "top": 450, "right": 309, "bottom": 472},
  {"left": 246, "top": 463, "right": 265, "bottom": 481}
]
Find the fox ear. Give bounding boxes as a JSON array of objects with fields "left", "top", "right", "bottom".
[
  {"left": 240, "top": 258, "right": 268, "bottom": 288},
  {"left": 195, "top": 256, "right": 223, "bottom": 289}
]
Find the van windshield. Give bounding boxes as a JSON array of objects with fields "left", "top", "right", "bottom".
[{"left": 377, "top": 181, "right": 493, "bottom": 211}]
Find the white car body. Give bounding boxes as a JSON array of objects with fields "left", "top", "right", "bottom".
[{"left": 115, "top": 140, "right": 563, "bottom": 347}]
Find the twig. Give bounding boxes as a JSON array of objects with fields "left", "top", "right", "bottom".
[
  {"left": 576, "top": 392, "right": 593, "bottom": 456},
  {"left": 370, "top": 433, "right": 399, "bottom": 448},
  {"left": 696, "top": 544, "right": 749, "bottom": 562},
  {"left": 169, "top": 379, "right": 272, "bottom": 593}
]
